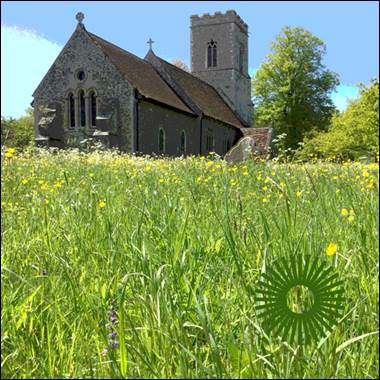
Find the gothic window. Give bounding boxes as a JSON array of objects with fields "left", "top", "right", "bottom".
[
  {"left": 207, "top": 40, "right": 217, "bottom": 68},
  {"left": 68, "top": 93, "right": 75, "bottom": 128},
  {"left": 223, "top": 139, "right": 231, "bottom": 153},
  {"left": 158, "top": 128, "right": 166, "bottom": 153},
  {"left": 79, "top": 90, "right": 86, "bottom": 127},
  {"left": 180, "top": 130, "right": 186, "bottom": 153},
  {"left": 206, "top": 135, "right": 214, "bottom": 152},
  {"left": 89, "top": 91, "right": 97, "bottom": 128}
]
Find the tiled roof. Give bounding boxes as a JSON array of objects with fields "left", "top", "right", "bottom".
[
  {"left": 87, "top": 30, "right": 245, "bottom": 129},
  {"left": 87, "top": 32, "right": 193, "bottom": 114},
  {"left": 240, "top": 127, "right": 273, "bottom": 152},
  {"left": 150, "top": 56, "right": 246, "bottom": 128}
]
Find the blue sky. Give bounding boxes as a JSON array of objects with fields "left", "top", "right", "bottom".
[{"left": 1, "top": 1, "right": 379, "bottom": 118}]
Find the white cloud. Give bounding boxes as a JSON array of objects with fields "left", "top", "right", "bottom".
[{"left": 1, "top": 25, "right": 62, "bottom": 118}]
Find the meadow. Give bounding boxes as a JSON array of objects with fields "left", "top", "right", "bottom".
[{"left": 1, "top": 147, "right": 379, "bottom": 379}]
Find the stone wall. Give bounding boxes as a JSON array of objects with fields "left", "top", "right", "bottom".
[
  {"left": 137, "top": 99, "right": 199, "bottom": 156},
  {"left": 33, "top": 26, "right": 134, "bottom": 151},
  {"left": 190, "top": 10, "right": 252, "bottom": 126},
  {"left": 201, "top": 116, "right": 242, "bottom": 156}
]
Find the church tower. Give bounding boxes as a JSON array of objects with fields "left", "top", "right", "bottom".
[{"left": 190, "top": 10, "right": 253, "bottom": 126}]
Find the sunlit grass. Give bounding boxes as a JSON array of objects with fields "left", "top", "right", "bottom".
[{"left": 1, "top": 148, "right": 379, "bottom": 378}]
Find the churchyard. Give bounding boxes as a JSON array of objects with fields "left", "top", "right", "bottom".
[{"left": 1, "top": 148, "right": 378, "bottom": 378}]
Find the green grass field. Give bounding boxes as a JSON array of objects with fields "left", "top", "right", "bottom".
[{"left": 1, "top": 148, "right": 379, "bottom": 379}]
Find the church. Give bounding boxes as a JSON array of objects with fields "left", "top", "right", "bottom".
[{"left": 33, "top": 10, "right": 273, "bottom": 156}]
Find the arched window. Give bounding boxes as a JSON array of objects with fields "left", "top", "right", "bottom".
[
  {"left": 180, "top": 130, "right": 186, "bottom": 153},
  {"left": 79, "top": 90, "right": 86, "bottom": 127},
  {"left": 89, "top": 91, "right": 97, "bottom": 128},
  {"left": 68, "top": 93, "right": 75, "bottom": 128},
  {"left": 207, "top": 40, "right": 217, "bottom": 68},
  {"left": 158, "top": 128, "right": 165, "bottom": 153}
]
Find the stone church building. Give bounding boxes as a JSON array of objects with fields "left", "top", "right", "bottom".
[{"left": 33, "top": 10, "right": 272, "bottom": 156}]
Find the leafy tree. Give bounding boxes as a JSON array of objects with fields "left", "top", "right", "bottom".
[
  {"left": 171, "top": 59, "right": 190, "bottom": 72},
  {"left": 1, "top": 108, "right": 34, "bottom": 148},
  {"left": 252, "top": 26, "right": 339, "bottom": 150},
  {"left": 298, "top": 79, "right": 379, "bottom": 160}
]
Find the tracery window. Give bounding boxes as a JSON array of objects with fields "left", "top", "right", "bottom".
[{"left": 207, "top": 40, "right": 217, "bottom": 68}]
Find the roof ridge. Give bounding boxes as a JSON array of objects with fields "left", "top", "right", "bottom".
[
  {"left": 155, "top": 56, "right": 221, "bottom": 92},
  {"left": 87, "top": 31, "right": 150, "bottom": 66},
  {"left": 155, "top": 56, "right": 248, "bottom": 127}
]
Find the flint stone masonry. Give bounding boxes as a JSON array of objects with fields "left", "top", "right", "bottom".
[
  {"left": 33, "top": 25, "right": 134, "bottom": 150},
  {"left": 32, "top": 10, "right": 269, "bottom": 156},
  {"left": 190, "top": 10, "right": 253, "bottom": 126}
]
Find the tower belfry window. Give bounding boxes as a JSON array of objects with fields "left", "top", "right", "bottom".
[{"left": 207, "top": 40, "right": 217, "bottom": 68}]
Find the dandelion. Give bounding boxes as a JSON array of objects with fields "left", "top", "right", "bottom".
[
  {"left": 326, "top": 243, "right": 338, "bottom": 256},
  {"left": 348, "top": 215, "right": 355, "bottom": 223},
  {"left": 341, "top": 208, "right": 349, "bottom": 217},
  {"left": 99, "top": 200, "right": 106, "bottom": 208},
  {"left": 4, "top": 147, "right": 16, "bottom": 157}
]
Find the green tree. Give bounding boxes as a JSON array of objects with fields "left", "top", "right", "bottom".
[
  {"left": 298, "top": 79, "right": 379, "bottom": 160},
  {"left": 1, "top": 108, "right": 34, "bottom": 148},
  {"left": 252, "top": 26, "right": 339, "bottom": 150}
]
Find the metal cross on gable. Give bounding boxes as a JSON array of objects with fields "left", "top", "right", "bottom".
[
  {"left": 147, "top": 38, "right": 155, "bottom": 50},
  {"left": 76, "top": 12, "right": 85, "bottom": 24}
]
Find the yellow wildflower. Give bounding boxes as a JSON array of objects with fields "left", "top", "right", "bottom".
[
  {"left": 348, "top": 215, "right": 355, "bottom": 223},
  {"left": 98, "top": 200, "right": 106, "bottom": 208},
  {"left": 326, "top": 243, "right": 338, "bottom": 256},
  {"left": 341, "top": 208, "right": 349, "bottom": 217}
]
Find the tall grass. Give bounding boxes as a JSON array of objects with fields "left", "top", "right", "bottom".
[{"left": 1, "top": 149, "right": 379, "bottom": 378}]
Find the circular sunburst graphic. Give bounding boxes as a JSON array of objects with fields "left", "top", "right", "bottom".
[{"left": 255, "top": 254, "right": 345, "bottom": 345}]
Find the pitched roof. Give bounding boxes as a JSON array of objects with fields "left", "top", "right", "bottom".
[
  {"left": 151, "top": 55, "right": 246, "bottom": 128},
  {"left": 87, "top": 30, "right": 245, "bottom": 129},
  {"left": 87, "top": 31, "right": 193, "bottom": 114},
  {"left": 240, "top": 127, "right": 274, "bottom": 153}
]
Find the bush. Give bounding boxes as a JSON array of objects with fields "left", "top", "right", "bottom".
[
  {"left": 1, "top": 108, "right": 34, "bottom": 148},
  {"left": 297, "top": 79, "right": 379, "bottom": 161}
]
